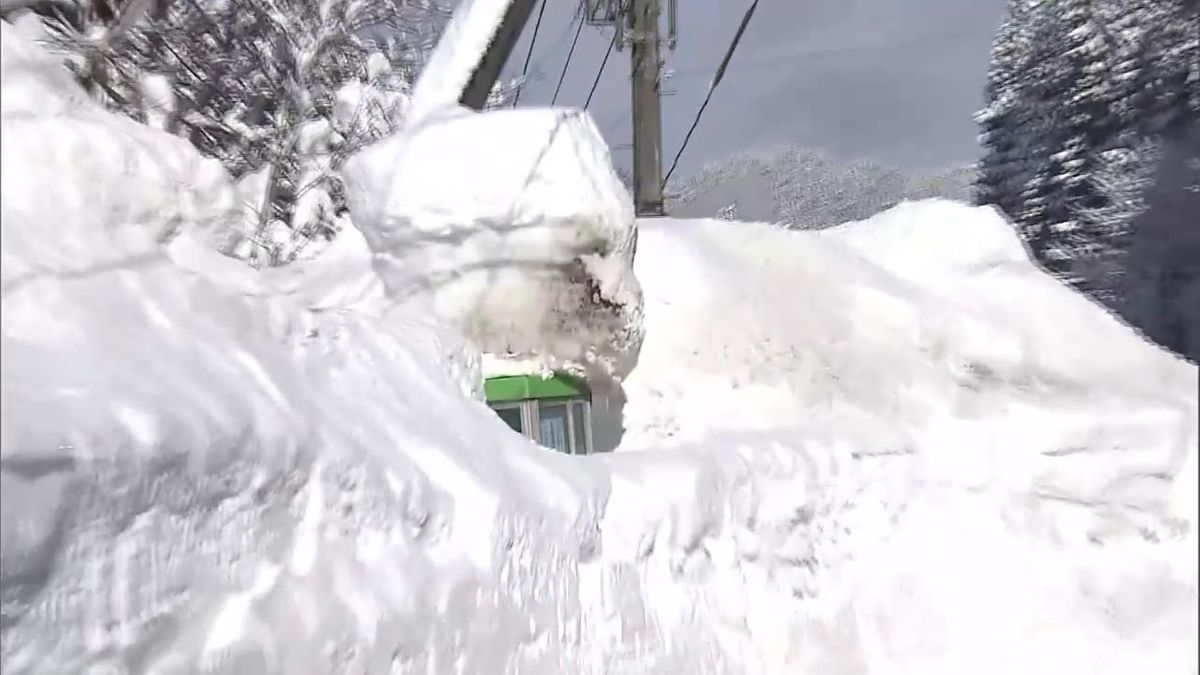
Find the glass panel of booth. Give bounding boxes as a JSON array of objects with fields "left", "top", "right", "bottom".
[
  {"left": 571, "top": 400, "right": 591, "bottom": 455},
  {"left": 538, "top": 402, "right": 570, "bottom": 453},
  {"left": 492, "top": 403, "right": 523, "bottom": 435},
  {"left": 540, "top": 398, "right": 592, "bottom": 455}
]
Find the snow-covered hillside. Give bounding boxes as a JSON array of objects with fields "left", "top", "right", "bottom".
[
  {"left": 2, "top": 17, "right": 1197, "bottom": 675},
  {"left": 666, "top": 147, "right": 975, "bottom": 229}
]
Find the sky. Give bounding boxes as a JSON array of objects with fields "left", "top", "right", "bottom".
[{"left": 502, "top": 0, "right": 1009, "bottom": 181}]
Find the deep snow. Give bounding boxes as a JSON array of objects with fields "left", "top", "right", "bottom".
[
  {"left": 2, "top": 16, "right": 1198, "bottom": 675},
  {"left": 616, "top": 210, "right": 1197, "bottom": 672}
]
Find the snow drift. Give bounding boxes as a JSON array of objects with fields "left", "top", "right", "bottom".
[
  {"left": 614, "top": 207, "right": 1197, "bottom": 672},
  {"left": 2, "top": 19, "right": 1197, "bottom": 675}
]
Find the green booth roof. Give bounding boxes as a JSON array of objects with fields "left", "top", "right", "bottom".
[{"left": 484, "top": 372, "right": 591, "bottom": 404}]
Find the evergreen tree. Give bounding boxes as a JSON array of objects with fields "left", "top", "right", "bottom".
[
  {"left": 977, "top": 0, "right": 1200, "bottom": 355},
  {"left": 23, "top": 0, "right": 514, "bottom": 266}
]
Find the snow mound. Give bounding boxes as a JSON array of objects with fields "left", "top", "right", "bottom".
[
  {"left": 342, "top": 105, "right": 642, "bottom": 377},
  {"left": 613, "top": 205, "right": 1197, "bottom": 672}
]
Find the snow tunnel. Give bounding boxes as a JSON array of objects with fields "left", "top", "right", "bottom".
[{"left": 484, "top": 372, "right": 596, "bottom": 455}]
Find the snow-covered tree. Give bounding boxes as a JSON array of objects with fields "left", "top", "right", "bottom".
[
  {"left": 977, "top": 0, "right": 1200, "bottom": 358},
  {"left": 1120, "top": 128, "right": 1200, "bottom": 359},
  {"left": 23, "top": 0, "right": 514, "bottom": 266}
]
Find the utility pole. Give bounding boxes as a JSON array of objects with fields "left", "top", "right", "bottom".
[
  {"left": 628, "top": 0, "right": 665, "bottom": 216},
  {"left": 583, "top": 0, "right": 676, "bottom": 216}
]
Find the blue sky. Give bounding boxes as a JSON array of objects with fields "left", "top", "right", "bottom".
[{"left": 502, "top": 0, "right": 1008, "bottom": 179}]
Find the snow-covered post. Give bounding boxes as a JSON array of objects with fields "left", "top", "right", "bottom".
[{"left": 404, "top": 0, "right": 521, "bottom": 128}]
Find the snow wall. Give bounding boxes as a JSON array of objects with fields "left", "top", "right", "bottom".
[{"left": 2, "top": 20, "right": 1198, "bottom": 675}]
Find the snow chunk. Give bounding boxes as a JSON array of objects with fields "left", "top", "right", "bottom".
[
  {"left": 342, "top": 106, "right": 642, "bottom": 378},
  {"left": 139, "top": 73, "right": 174, "bottom": 131}
]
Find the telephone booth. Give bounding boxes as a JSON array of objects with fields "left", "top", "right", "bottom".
[{"left": 485, "top": 372, "right": 594, "bottom": 455}]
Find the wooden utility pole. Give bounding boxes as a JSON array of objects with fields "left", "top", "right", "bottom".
[{"left": 628, "top": 0, "right": 665, "bottom": 216}]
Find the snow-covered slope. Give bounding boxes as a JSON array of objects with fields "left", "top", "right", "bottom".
[{"left": 2, "top": 19, "right": 1196, "bottom": 675}]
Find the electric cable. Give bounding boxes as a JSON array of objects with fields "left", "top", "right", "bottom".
[
  {"left": 512, "top": 0, "right": 549, "bottom": 107},
  {"left": 550, "top": 7, "right": 587, "bottom": 105},
  {"left": 663, "top": 0, "right": 761, "bottom": 186},
  {"left": 584, "top": 28, "right": 618, "bottom": 110}
]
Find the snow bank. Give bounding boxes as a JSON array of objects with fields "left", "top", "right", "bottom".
[{"left": 609, "top": 204, "right": 1197, "bottom": 672}]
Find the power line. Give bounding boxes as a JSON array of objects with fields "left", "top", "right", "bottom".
[
  {"left": 512, "top": 0, "right": 549, "bottom": 107},
  {"left": 584, "top": 29, "right": 617, "bottom": 111},
  {"left": 550, "top": 7, "right": 587, "bottom": 106},
  {"left": 663, "top": 0, "right": 761, "bottom": 186},
  {"left": 515, "top": 5, "right": 586, "bottom": 89}
]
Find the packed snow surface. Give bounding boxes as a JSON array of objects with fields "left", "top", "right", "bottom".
[{"left": 2, "top": 20, "right": 1197, "bottom": 675}]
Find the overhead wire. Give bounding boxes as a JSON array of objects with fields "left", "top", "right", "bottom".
[
  {"left": 662, "top": 0, "right": 761, "bottom": 186},
  {"left": 550, "top": 6, "right": 588, "bottom": 105},
  {"left": 511, "top": 0, "right": 550, "bottom": 107},
  {"left": 584, "top": 28, "right": 618, "bottom": 111},
  {"left": 515, "top": 6, "right": 588, "bottom": 93}
]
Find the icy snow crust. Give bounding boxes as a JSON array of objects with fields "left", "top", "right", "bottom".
[{"left": 2, "top": 21, "right": 1198, "bottom": 675}]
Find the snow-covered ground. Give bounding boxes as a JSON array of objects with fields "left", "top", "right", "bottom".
[
  {"left": 611, "top": 208, "right": 1197, "bottom": 673},
  {"left": 2, "top": 16, "right": 1197, "bottom": 675}
]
